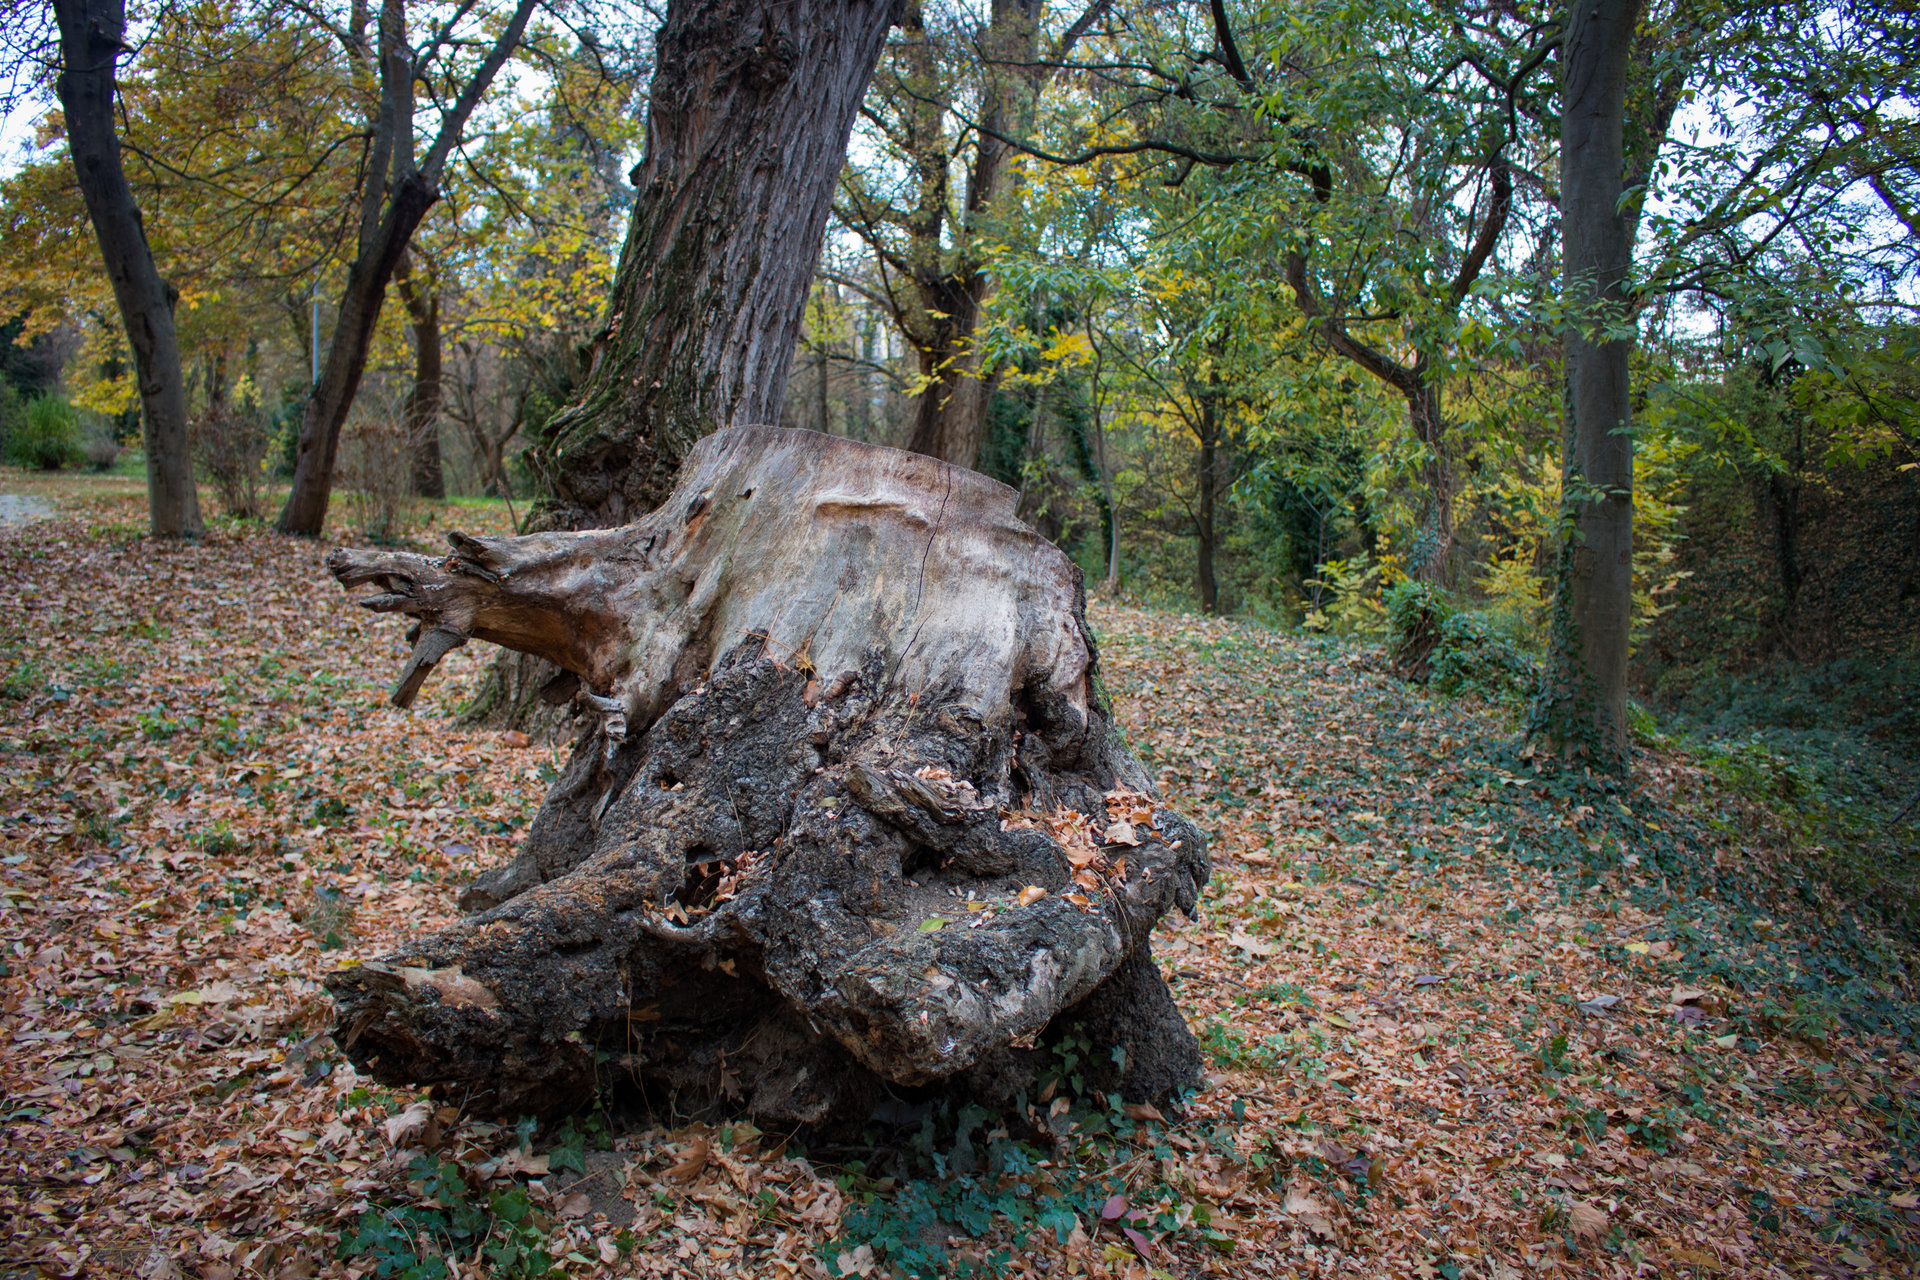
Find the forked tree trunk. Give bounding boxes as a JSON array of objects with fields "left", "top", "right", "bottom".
[
  {"left": 276, "top": 0, "right": 537, "bottom": 536},
  {"left": 325, "top": 428, "right": 1209, "bottom": 1123}
]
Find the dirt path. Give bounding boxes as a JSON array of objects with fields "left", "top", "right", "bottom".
[{"left": 0, "top": 491, "right": 54, "bottom": 527}]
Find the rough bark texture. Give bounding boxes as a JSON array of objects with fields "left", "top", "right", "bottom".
[
  {"left": 1533, "top": 0, "right": 1643, "bottom": 773},
  {"left": 537, "top": 0, "right": 902, "bottom": 529},
  {"left": 54, "top": 0, "right": 204, "bottom": 539},
  {"left": 326, "top": 427, "right": 1209, "bottom": 1124}
]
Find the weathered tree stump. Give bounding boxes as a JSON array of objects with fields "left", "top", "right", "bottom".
[{"left": 324, "top": 427, "right": 1209, "bottom": 1124}]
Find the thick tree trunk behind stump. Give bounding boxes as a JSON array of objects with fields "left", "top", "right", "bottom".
[{"left": 325, "top": 427, "right": 1209, "bottom": 1123}]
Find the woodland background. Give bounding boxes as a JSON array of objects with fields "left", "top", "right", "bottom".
[
  {"left": 0, "top": 0, "right": 1913, "bottom": 776},
  {"left": 0, "top": 0, "right": 1917, "bottom": 1276}
]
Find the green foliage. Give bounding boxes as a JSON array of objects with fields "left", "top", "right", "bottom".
[
  {"left": 1387, "top": 580, "right": 1540, "bottom": 707},
  {"left": 825, "top": 1033, "right": 1226, "bottom": 1276},
  {"left": 3, "top": 394, "right": 81, "bottom": 470},
  {"left": 0, "top": 652, "right": 38, "bottom": 702},
  {"left": 337, "top": 1155, "right": 562, "bottom": 1280}
]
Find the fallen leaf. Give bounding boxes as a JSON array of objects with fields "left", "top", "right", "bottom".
[
  {"left": 668, "top": 1135, "right": 711, "bottom": 1182},
  {"left": 1228, "top": 930, "right": 1278, "bottom": 957},
  {"left": 1568, "top": 1199, "right": 1609, "bottom": 1239},
  {"left": 496, "top": 1148, "right": 551, "bottom": 1177},
  {"left": 382, "top": 1101, "right": 435, "bottom": 1148},
  {"left": 1283, "top": 1189, "right": 1335, "bottom": 1240},
  {"left": 836, "top": 1243, "right": 875, "bottom": 1277},
  {"left": 1102, "top": 820, "right": 1141, "bottom": 846},
  {"left": 1016, "top": 885, "right": 1048, "bottom": 907},
  {"left": 1123, "top": 1102, "right": 1165, "bottom": 1123}
]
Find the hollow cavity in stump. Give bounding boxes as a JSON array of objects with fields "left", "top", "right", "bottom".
[{"left": 324, "top": 426, "right": 1210, "bottom": 1125}]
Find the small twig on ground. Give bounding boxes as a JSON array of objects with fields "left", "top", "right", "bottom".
[{"left": 1890, "top": 783, "right": 1920, "bottom": 829}]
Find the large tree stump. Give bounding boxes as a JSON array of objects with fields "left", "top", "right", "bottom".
[{"left": 324, "top": 427, "right": 1209, "bottom": 1124}]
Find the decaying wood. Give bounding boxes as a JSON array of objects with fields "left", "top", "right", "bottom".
[{"left": 325, "top": 427, "right": 1209, "bottom": 1123}]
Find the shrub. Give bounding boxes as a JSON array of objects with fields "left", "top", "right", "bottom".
[
  {"left": 1386, "top": 579, "right": 1451, "bottom": 677},
  {"left": 3, "top": 395, "right": 81, "bottom": 470},
  {"left": 1388, "top": 579, "right": 1540, "bottom": 707},
  {"left": 1303, "top": 555, "right": 1389, "bottom": 635},
  {"left": 196, "top": 392, "right": 273, "bottom": 519},
  {"left": 80, "top": 418, "right": 122, "bottom": 470},
  {"left": 1429, "top": 611, "right": 1539, "bottom": 706}
]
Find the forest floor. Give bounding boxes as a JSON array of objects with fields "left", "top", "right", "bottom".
[{"left": 1, "top": 471, "right": 1917, "bottom": 1280}]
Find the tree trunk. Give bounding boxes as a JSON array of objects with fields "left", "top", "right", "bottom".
[
  {"left": 396, "top": 250, "right": 445, "bottom": 500},
  {"left": 277, "top": 0, "right": 537, "bottom": 535},
  {"left": 816, "top": 347, "right": 832, "bottom": 435},
  {"left": 1532, "top": 0, "right": 1645, "bottom": 773},
  {"left": 902, "top": 273, "right": 996, "bottom": 468},
  {"left": 537, "top": 0, "right": 901, "bottom": 528},
  {"left": 53, "top": 0, "right": 203, "bottom": 539},
  {"left": 1196, "top": 390, "right": 1219, "bottom": 614},
  {"left": 850, "top": 316, "right": 876, "bottom": 442},
  {"left": 1407, "top": 381, "right": 1455, "bottom": 587},
  {"left": 324, "top": 427, "right": 1209, "bottom": 1123},
  {"left": 1087, "top": 324, "right": 1120, "bottom": 595},
  {"left": 877, "top": 0, "right": 1099, "bottom": 473}
]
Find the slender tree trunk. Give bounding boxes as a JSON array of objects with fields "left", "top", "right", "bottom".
[
  {"left": 277, "top": 0, "right": 537, "bottom": 535},
  {"left": 850, "top": 317, "right": 875, "bottom": 441},
  {"left": 1532, "top": 0, "right": 1645, "bottom": 773},
  {"left": 1087, "top": 326, "right": 1119, "bottom": 595},
  {"left": 1014, "top": 382, "right": 1051, "bottom": 522},
  {"left": 1196, "top": 390, "right": 1219, "bottom": 614},
  {"left": 1407, "top": 381, "right": 1455, "bottom": 586},
  {"left": 395, "top": 251, "right": 445, "bottom": 500},
  {"left": 53, "top": 0, "right": 203, "bottom": 538},
  {"left": 816, "top": 350, "right": 832, "bottom": 435},
  {"left": 537, "top": 0, "right": 901, "bottom": 528}
]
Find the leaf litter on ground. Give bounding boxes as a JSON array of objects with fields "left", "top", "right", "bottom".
[{"left": 0, "top": 478, "right": 1915, "bottom": 1278}]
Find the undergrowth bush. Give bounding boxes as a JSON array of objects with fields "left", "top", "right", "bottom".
[
  {"left": 337, "top": 1152, "right": 575, "bottom": 1279},
  {"left": 1302, "top": 554, "right": 1388, "bottom": 635},
  {"left": 3, "top": 394, "right": 80, "bottom": 470},
  {"left": 1386, "top": 580, "right": 1539, "bottom": 707},
  {"left": 822, "top": 1031, "right": 1233, "bottom": 1276}
]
